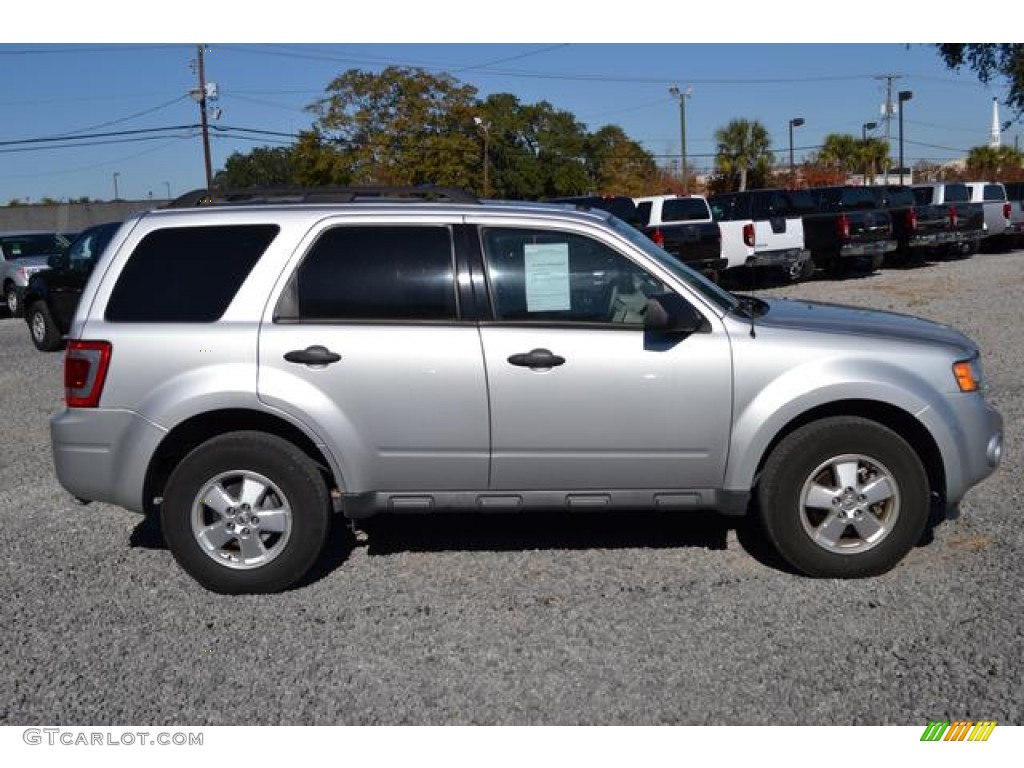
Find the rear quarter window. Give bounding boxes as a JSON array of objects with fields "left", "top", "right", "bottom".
[{"left": 105, "top": 224, "right": 279, "bottom": 322}]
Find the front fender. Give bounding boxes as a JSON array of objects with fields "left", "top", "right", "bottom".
[{"left": 725, "top": 356, "right": 945, "bottom": 493}]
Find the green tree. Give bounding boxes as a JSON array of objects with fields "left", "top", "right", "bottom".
[
  {"left": 584, "top": 125, "right": 658, "bottom": 196},
  {"left": 936, "top": 45, "right": 1024, "bottom": 116},
  {"left": 307, "top": 66, "right": 479, "bottom": 187},
  {"left": 818, "top": 133, "right": 862, "bottom": 175},
  {"left": 860, "top": 137, "right": 890, "bottom": 183},
  {"left": 714, "top": 119, "right": 772, "bottom": 192},
  {"left": 214, "top": 146, "right": 295, "bottom": 189},
  {"left": 965, "top": 144, "right": 1024, "bottom": 178}
]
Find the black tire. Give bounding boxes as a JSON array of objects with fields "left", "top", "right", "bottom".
[
  {"left": 161, "top": 431, "right": 331, "bottom": 594},
  {"left": 27, "top": 301, "right": 64, "bottom": 352},
  {"left": 868, "top": 252, "right": 885, "bottom": 272},
  {"left": 5, "top": 283, "right": 23, "bottom": 318},
  {"left": 758, "top": 416, "right": 929, "bottom": 578}
]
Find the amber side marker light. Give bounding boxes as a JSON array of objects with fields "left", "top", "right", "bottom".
[{"left": 953, "top": 360, "right": 978, "bottom": 392}]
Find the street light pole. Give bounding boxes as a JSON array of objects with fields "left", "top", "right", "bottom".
[
  {"left": 898, "top": 91, "right": 913, "bottom": 185},
  {"left": 473, "top": 117, "right": 491, "bottom": 198},
  {"left": 788, "top": 117, "right": 804, "bottom": 184},
  {"left": 113, "top": 172, "right": 120, "bottom": 200},
  {"left": 862, "top": 122, "right": 878, "bottom": 182},
  {"left": 669, "top": 85, "right": 691, "bottom": 193},
  {"left": 164, "top": 181, "right": 172, "bottom": 200}
]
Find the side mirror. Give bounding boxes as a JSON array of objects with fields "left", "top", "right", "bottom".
[
  {"left": 47, "top": 253, "right": 69, "bottom": 270},
  {"left": 644, "top": 293, "right": 708, "bottom": 335}
]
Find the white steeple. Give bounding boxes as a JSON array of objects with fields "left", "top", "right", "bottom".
[{"left": 990, "top": 97, "right": 1001, "bottom": 148}]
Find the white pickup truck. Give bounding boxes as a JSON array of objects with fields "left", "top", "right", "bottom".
[
  {"left": 708, "top": 189, "right": 814, "bottom": 280},
  {"left": 634, "top": 194, "right": 754, "bottom": 278},
  {"left": 963, "top": 180, "right": 1011, "bottom": 248}
]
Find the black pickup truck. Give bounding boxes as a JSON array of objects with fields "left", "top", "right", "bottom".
[
  {"left": 22, "top": 221, "right": 121, "bottom": 351},
  {"left": 633, "top": 195, "right": 726, "bottom": 280},
  {"left": 802, "top": 186, "right": 897, "bottom": 276},
  {"left": 868, "top": 185, "right": 949, "bottom": 263},
  {"left": 911, "top": 183, "right": 987, "bottom": 257}
]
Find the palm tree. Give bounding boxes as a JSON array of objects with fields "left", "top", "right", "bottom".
[
  {"left": 966, "top": 144, "right": 1024, "bottom": 178},
  {"left": 819, "top": 133, "right": 862, "bottom": 177},
  {"left": 714, "top": 119, "right": 772, "bottom": 191},
  {"left": 860, "top": 138, "right": 890, "bottom": 184}
]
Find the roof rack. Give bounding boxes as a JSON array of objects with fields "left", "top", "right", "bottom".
[{"left": 165, "top": 185, "right": 480, "bottom": 209}]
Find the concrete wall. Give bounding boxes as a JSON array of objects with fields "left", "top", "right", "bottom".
[{"left": 0, "top": 200, "right": 165, "bottom": 234}]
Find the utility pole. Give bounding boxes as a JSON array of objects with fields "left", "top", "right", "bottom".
[
  {"left": 195, "top": 44, "right": 213, "bottom": 189},
  {"left": 669, "top": 85, "right": 691, "bottom": 194},
  {"left": 875, "top": 74, "right": 902, "bottom": 184}
]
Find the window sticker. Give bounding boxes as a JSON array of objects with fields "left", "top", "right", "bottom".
[{"left": 524, "top": 243, "right": 571, "bottom": 312}]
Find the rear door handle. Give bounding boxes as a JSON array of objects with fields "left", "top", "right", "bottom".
[
  {"left": 507, "top": 348, "right": 566, "bottom": 369},
  {"left": 284, "top": 345, "right": 342, "bottom": 366}
]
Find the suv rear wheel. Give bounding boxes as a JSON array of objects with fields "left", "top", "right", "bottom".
[
  {"left": 758, "top": 416, "right": 929, "bottom": 578},
  {"left": 161, "top": 431, "right": 331, "bottom": 594}
]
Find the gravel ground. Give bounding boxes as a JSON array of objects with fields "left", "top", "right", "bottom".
[{"left": 0, "top": 251, "right": 1021, "bottom": 726}]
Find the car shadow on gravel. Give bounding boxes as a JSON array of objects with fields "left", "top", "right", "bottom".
[{"left": 359, "top": 510, "right": 799, "bottom": 574}]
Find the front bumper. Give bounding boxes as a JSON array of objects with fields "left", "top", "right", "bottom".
[{"left": 922, "top": 393, "right": 1003, "bottom": 507}]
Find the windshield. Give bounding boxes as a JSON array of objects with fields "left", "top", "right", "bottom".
[
  {"left": 607, "top": 215, "right": 738, "bottom": 314},
  {"left": 0, "top": 234, "right": 67, "bottom": 260}
]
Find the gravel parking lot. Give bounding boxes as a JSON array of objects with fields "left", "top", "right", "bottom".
[{"left": 1, "top": 252, "right": 1021, "bottom": 726}]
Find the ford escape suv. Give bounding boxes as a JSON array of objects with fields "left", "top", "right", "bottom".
[{"left": 50, "top": 186, "right": 1003, "bottom": 593}]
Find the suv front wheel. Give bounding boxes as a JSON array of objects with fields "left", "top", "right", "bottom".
[
  {"left": 758, "top": 416, "right": 929, "bottom": 578},
  {"left": 161, "top": 431, "right": 331, "bottom": 594}
]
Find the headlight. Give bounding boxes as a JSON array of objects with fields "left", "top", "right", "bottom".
[{"left": 953, "top": 358, "right": 981, "bottom": 393}]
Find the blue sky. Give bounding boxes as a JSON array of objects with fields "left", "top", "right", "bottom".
[{"left": 0, "top": 8, "right": 1014, "bottom": 203}]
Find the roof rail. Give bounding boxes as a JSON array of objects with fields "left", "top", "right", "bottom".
[{"left": 165, "top": 185, "right": 480, "bottom": 208}]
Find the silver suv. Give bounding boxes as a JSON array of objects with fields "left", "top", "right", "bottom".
[{"left": 50, "top": 187, "right": 1003, "bottom": 593}]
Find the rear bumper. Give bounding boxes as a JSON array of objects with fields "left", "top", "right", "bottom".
[
  {"left": 839, "top": 239, "right": 897, "bottom": 258},
  {"left": 50, "top": 408, "right": 166, "bottom": 513},
  {"left": 748, "top": 247, "right": 810, "bottom": 269}
]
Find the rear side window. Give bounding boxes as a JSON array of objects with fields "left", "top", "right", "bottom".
[
  {"left": 944, "top": 184, "right": 970, "bottom": 203},
  {"left": 289, "top": 226, "right": 457, "bottom": 322},
  {"left": 105, "top": 225, "right": 278, "bottom": 322},
  {"left": 983, "top": 184, "right": 1006, "bottom": 201},
  {"left": 661, "top": 198, "right": 710, "bottom": 222}
]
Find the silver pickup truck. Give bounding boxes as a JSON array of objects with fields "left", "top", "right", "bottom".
[{"left": 1, "top": 231, "right": 71, "bottom": 317}]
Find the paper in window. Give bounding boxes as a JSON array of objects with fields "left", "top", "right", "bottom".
[{"left": 524, "top": 243, "right": 571, "bottom": 312}]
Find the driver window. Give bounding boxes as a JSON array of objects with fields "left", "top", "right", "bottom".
[{"left": 481, "top": 227, "right": 667, "bottom": 325}]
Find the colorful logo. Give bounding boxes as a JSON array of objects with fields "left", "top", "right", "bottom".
[{"left": 920, "top": 721, "right": 997, "bottom": 742}]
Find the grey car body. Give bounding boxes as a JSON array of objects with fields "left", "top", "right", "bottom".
[{"left": 50, "top": 192, "right": 1003, "bottom": 592}]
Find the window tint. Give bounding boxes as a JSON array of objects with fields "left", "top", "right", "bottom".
[
  {"left": 0, "top": 234, "right": 64, "bottom": 260},
  {"left": 635, "top": 200, "right": 653, "bottom": 226},
  {"left": 983, "top": 184, "right": 1006, "bottom": 201},
  {"left": 482, "top": 227, "right": 668, "bottom": 325},
  {"left": 912, "top": 187, "right": 932, "bottom": 205},
  {"left": 293, "top": 226, "right": 456, "bottom": 321},
  {"left": 106, "top": 225, "right": 277, "bottom": 322},
  {"left": 69, "top": 223, "right": 119, "bottom": 271},
  {"left": 661, "top": 197, "right": 710, "bottom": 222},
  {"left": 944, "top": 184, "right": 970, "bottom": 203},
  {"left": 1004, "top": 182, "right": 1024, "bottom": 201},
  {"left": 884, "top": 187, "right": 916, "bottom": 206}
]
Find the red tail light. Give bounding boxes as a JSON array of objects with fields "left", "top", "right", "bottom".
[
  {"left": 905, "top": 208, "right": 918, "bottom": 231},
  {"left": 743, "top": 222, "right": 755, "bottom": 247},
  {"left": 948, "top": 206, "right": 959, "bottom": 229},
  {"left": 652, "top": 227, "right": 664, "bottom": 247},
  {"left": 837, "top": 213, "right": 851, "bottom": 240},
  {"left": 1003, "top": 202, "right": 1011, "bottom": 220},
  {"left": 65, "top": 340, "right": 112, "bottom": 408}
]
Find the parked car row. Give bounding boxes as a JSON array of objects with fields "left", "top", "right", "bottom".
[{"left": 552, "top": 179, "right": 1019, "bottom": 285}]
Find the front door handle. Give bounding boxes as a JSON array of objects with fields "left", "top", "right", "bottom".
[
  {"left": 284, "top": 345, "right": 342, "bottom": 366},
  {"left": 507, "top": 348, "right": 566, "bottom": 369}
]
